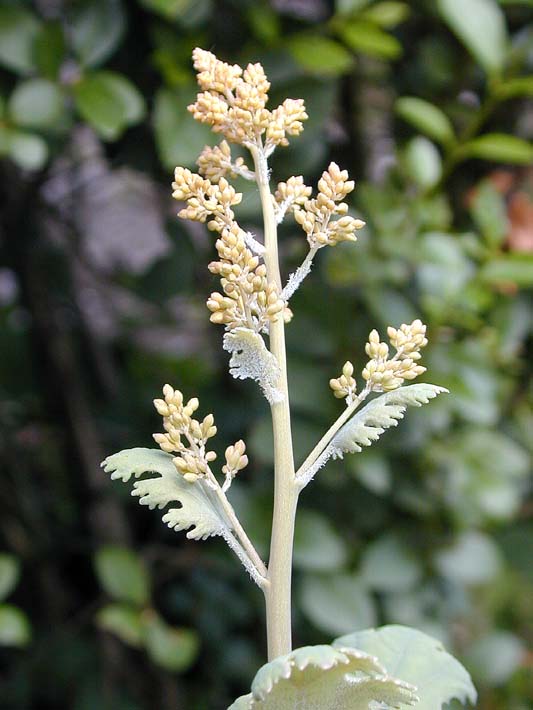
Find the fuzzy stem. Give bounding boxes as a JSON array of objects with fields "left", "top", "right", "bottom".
[
  {"left": 296, "top": 387, "right": 370, "bottom": 481},
  {"left": 250, "top": 144, "right": 298, "bottom": 661}
]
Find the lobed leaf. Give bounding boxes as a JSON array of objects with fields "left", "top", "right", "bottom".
[
  {"left": 335, "top": 625, "right": 477, "bottom": 709},
  {"left": 228, "top": 644, "right": 418, "bottom": 709},
  {"left": 102, "top": 448, "right": 232, "bottom": 540},
  {"left": 332, "top": 384, "right": 447, "bottom": 456},
  {"left": 223, "top": 328, "right": 283, "bottom": 404}
]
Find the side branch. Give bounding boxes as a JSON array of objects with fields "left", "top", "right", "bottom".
[{"left": 295, "top": 387, "right": 370, "bottom": 485}]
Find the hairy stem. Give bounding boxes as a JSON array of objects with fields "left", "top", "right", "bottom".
[
  {"left": 250, "top": 144, "right": 298, "bottom": 660},
  {"left": 296, "top": 387, "right": 370, "bottom": 481}
]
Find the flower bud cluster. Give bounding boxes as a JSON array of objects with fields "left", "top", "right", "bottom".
[
  {"left": 172, "top": 167, "right": 288, "bottom": 332},
  {"left": 188, "top": 48, "right": 307, "bottom": 152},
  {"left": 362, "top": 321, "right": 428, "bottom": 392},
  {"left": 329, "top": 361, "right": 357, "bottom": 402},
  {"left": 273, "top": 176, "right": 312, "bottom": 223},
  {"left": 292, "top": 163, "right": 365, "bottom": 248},
  {"left": 153, "top": 384, "right": 217, "bottom": 484},
  {"left": 222, "top": 439, "right": 248, "bottom": 491},
  {"left": 197, "top": 140, "right": 253, "bottom": 183}
]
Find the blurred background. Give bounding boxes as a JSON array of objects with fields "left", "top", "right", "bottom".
[{"left": 0, "top": 0, "right": 532, "bottom": 708}]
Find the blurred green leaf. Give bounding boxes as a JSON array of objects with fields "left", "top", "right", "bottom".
[
  {"left": 360, "top": 2, "right": 410, "bottom": 27},
  {"left": 0, "top": 555, "right": 20, "bottom": 602},
  {"left": 34, "top": 22, "right": 66, "bottom": 80},
  {"left": 153, "top": 86, "right": 213, "bottom": 170},
  {"left": 434, "top": 531, "right": 503, "bottom": 585},
  {"left": 480, "top": 254, "right": 533, "bottom": 287},
  {"left": 8, "top": 79, "right": 64, "bottom": 129},
  {"left": 360, "top": 534, "right": 422, "bottom": 592},
  {"left": 300, "top": 573, "right": 376, "bottom": 635},
  {"left": 335, "top": 0, "right": 373, "bottom": 14},
  {"left": 94, "top": 546, "right": 150, "bottom": 606},
  {"left": 404, "top": 137, "right": 442, "bottom": 189},
  {"left": 437, "top": 0, "right": 508, "bottom": 75},
  {"left": 288, "top": 35, "right": 355, "bottom": 76},
  {"left": 0, "top": 604, "right": 31, "bottom": 647},
  {"left": 293, "top": 510, "right": 348, "bottom": 572},
  {"left": 96, "top": 603, "right": 144, "bottom": 647},
  {"left": 7, "top": 130, "right": 48, "bottom": 170},
  {"left": 70, "top": 0, "right": 125, "bottom": 68},
  {"left": 247, "top": 4, "right": 281, "bottom": 43},
  {"left": 462, "top": 133, "right": 533, "bottom": 164},
  {"left": 396, "top": 97, "right": 455, "bottom": 145},
  {"left": 335, "top": 625, "right": 477, "bottom": 709},
  {"left": 143, "top": 610, "right": 199, "bottom": 672},
  {"left": 339, "top": 22, "right": 402, "bottom": 59},
  {"left": 73, "top": 71, "right": 145, "bottom": 140},
  {"left": 0, "top": 6, "right": 40, "bottom": 74},
  {"left": 496, "top": 75, "right": 533, "bottom": 99},
  {"left": 466, "top": 632, "right": 525, "bottom": 686},
  {"left": 470, "top": 179, "right": 508, "bottom": 247}
]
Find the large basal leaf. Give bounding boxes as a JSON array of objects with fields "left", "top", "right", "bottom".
[
  {"left": 102, "top": 448, "right": 232, "bottom": 540},
  {"left": 335, "top": 625, "right": 477, "bottom": 709},
  {"left": 228, "top": 644, "right": 418, "bottom": 709}
]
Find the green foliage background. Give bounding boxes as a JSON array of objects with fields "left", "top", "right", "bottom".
[{"left": 0, "top": 0, "right": 532, "bottom": 708}]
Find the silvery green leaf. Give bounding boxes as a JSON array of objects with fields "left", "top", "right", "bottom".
[
  {"left": 223, "top": 327, "right": 283, "bottom": 404},
  {"left": 300, "top": 384, "right": 447, "bottom": 487},
  {"left": 228, "top": 644, "right": 418, "bottom": 710},
  {"left": 335, "top": 625, "right": 477, "bottom": 709},
  {"left": 102, "top": 448, "right": 232, "bottom": 540}
]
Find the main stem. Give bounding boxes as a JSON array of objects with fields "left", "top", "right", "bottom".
[{"left": 251, "top": 145, "right": 298, "bottom": 661}]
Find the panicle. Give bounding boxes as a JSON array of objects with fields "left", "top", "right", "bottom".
[
  {"left": 188, "top": 48, "right": 307, "bottom": 152},
  {"left": 222, "top": 439, "right": 248, "bottom": 491},
  {"left": 362, "top": 320, "right": 428, "bottom": 392},
  {"left": 292, "top": 163, "right": 365, "bottom": 248},
  {"left": 329, "top": 361, "right": 357, "bottom": 403},
  {"left": 152, "top": 384, "right": 217, "bottom": 484}
]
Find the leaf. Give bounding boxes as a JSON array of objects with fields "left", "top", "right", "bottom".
[
  {"left": 335, "top": 625, "right": 477, "bottom": 709},
  {"left": 465, "top": 631, "right": 525, "bottom": 686},
  {"left": 288, "top": 35, "right": 355, "bottom": 76},
  {"left": 434, "top": 531, "right": 503, "bottom": 586},
  {"left": 360, "top": 534, "right": 422, "bottom": 592},
  {"left": 437, "top": 0, "right": 508, "bottom": 75},
  {"left": 143, "top": 610, "right": 200, "bottom": 672},
  {"left": 300, "top": 573, "right": 376, "bottom": 636},
  {"left": 33, "top": 22, "right": 66, "bottom": 80},
  {"left": 223, "top": 328, "right": 283, "bottom": 404},
  {"left": 496, "top": 75, "right": 533, "bottom": 99},
  {"left": 8, "top": 79, "right": 64, "bottom": 129},
  {"left": 96, "top": 603, "right": 144, "bottom": 647},
  {"left": 469, "top": 179, "right": 508, "bottom": 247},
  {"left": 70, "top": 0, "right": 125, "bottom": 68},
  {"left": 102, "top": 448, "right": 234, "bottom": 540},
  {"left": 462, "top": 133, "right": 533, "bottom": 165},
  {"left": 228, "top": 644, "right": 418, "bottom": 709},
  {"left": 0, "top": 555, "right": 20, "bottom": 602},
  {"left": 7, "top": 130, "right": 48, "bottom": 170},
  {"left": 0, "top": 604, "right": 31, "bottom": 647},
  {"left": 0, "top": 6, "right": 40, "bottom": 74},
  {"left": 153, "top": 86, "right": 213, "bottom": 170},
  {"left": 480, "top": 254, "right": 533, "bottom": 287},
  {"left": 301, "top": 384, "right": 447, "bottom": 487},
  {"left": 94, "top": 546, "right": 150, "bottom": 605},
  {"left": 360, "top": 2, "right": 410, "bottom": 27},
  {"left": 293, "top": 510, "right": 348, "bottom": 572},
  {"left": 339, "top": 22, "right": 403, "bottom": 60},
  {"left": 336, "top": 384, "right": 448, "bottom": 455},
  {"left": 395, "top": 97, "right": 455, "bottom": 145},
  {"left": 73, "top": 71, "right": 145, "bottom": 140},
  {"left": 404, "top": 137, "right": 442, "bottom": 190}
]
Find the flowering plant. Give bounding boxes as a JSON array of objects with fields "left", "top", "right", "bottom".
[{"left": 103, "top": 49, "right": 477, "bottom": 709}]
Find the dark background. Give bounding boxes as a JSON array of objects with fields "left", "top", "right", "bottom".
[{"left": 0, "top": 0, "right": 532, "bottom": 708}]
